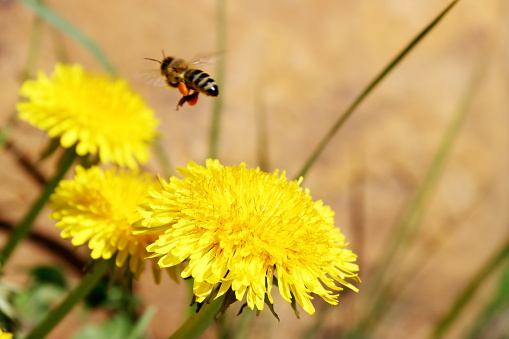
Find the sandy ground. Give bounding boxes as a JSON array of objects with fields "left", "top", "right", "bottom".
[{"left": 1, "top": 0, "right": 508, "bottom": 338}]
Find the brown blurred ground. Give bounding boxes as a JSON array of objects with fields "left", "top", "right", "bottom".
[{"left": 1, "top": 0, "right": 508, "bottom": 338}]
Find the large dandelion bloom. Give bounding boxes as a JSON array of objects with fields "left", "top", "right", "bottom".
[
  {"left": 50, "top": 166, "right": 160, "bottom": 279},
  {"left": 17, "top": 63, "right": 158, "bottom": 169},
  {"left": 0, "top": 329, "right": 12, "bottom": 339},
  {"left": 135, "top": 159, "right": 360, "bottom": 315}
]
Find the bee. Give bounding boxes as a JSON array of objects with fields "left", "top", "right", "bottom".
[{"left": 144, "top": 52, "right": 219, "bottom": 110}]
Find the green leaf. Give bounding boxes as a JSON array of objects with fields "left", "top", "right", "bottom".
[
  {"left": 28, "top": 265, "right": 67, "bottom": 289},
  {"left": 72, "top": 313, "right": 132, "bottom": 339},
  {"left": 13, "top": 284, "right": 66, "bottom": 325},
  {"left": 74, "top": 309, "right": 156, "bottom": 339},
  {"left": 25, "top": 259, "right": 112, "bottom": 339},
  {"left": 0, "top": 282, "right": 18, "bottom": 332},
  {"left": 83, "top": 278, "right": 110, "bottom": 309}
]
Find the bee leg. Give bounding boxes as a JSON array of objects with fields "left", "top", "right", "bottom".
[
  {"left": 177, "top": 82, "right": 190, "bottom": 96},
  {"left": 175, "top": 91, "right": 200, "bottom": 110},
  {"left": 176, "top": 96, "right": 187, "bottom": 110}
]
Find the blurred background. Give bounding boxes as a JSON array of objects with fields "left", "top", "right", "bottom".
[{"left": 0, "top": 0, "right": 508, "bottom": 338}]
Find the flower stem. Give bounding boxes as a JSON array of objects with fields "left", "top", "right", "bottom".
[
  {"left": 169, "top": 295, "right": 225, "bottom": 339},
  {"left": 25, "top": 259, "right": 111, "bottom": 339},
  {"left": 0, "top": 148, "right": 76, "bottom": 266}
]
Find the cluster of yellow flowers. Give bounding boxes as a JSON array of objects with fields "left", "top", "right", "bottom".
[{"left": 18, "top": 63, "right": 359, "bottom": 316}]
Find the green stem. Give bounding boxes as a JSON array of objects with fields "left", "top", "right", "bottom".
[
  {"left": 185, "top": 279, "right": 197, "bottom": 318},
  {"left": 295, "top": 0, "right": 461, "bottom": 179},
  {"left": 169, "top": 295, "right": 224, "bottom": 339},
  {"left": 0, "top": 148, "right": 77, "bottom": 266},
  {"left": 24, "top": 259, "right": 111, "bottom": 339},
  {"left": 208, "top": 0, "right": 226, "bottom": 159}
]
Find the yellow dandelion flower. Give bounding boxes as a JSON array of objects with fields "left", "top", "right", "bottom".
[
  {"left": 134, "top": 159, "right": 360, "bottom": 315},
  {"left": 50, "top": 166, "right": 160, "bottom": 279},
  {"left": 0, "top": 329, "right": 12, "bottom": 339},
  {"left": 17, "top": 63, "right": 158, "bottom": 169}
]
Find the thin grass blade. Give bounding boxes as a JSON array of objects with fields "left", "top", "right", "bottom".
[
  {"left": 295, "top": 0, "right": 461, "bottom": 179},
  {"left": 208, "top": 0, "right": 227, "bottom": 159},
  {"left": 352, "top": 7, "right": 498, "bottom": 334},
  {"left": 16, "top": 0, "right": 117, "bottom": 75},
  {"left": 465, "top": 260, "right": 509, "bottom": 339},
  {"left": 255, "top": 90, "right": 270, "bottom": 171},
  {"left": 432, "top": 234, "right": 509, "bottom": 338}
]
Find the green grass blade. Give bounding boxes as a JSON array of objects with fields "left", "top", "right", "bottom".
[
  {"left": 208, "top": 0, "right": 227, "bottom": 159},
  {"left": 16, "top": 0, "right": 117, "bottom": 75},
  {"left": 465, "top": 259, "right": 509, "bottom": 339},
  {"left": 23, "top": 0, "right": 44, "bottom": 80},
  {"left": 151, "top": 138, "right": 175, "bottom": 178},
  {"left": 255, "top": 90, "right": 270, "bottom": 171},
  {"left": 49, "top": 25, "right": 70, "bottom": 63},
  {"left": 0, "top": 4, "right": 45, "bottom": 149},
  {"left": 351, "top": 11, "right": 497, "bottom": 334},
  {"left": 295, "top": 0, "right": 461, "bottom": 179},
  {"left": 432, "top": 235, "right": 509, "bottom": 338}
]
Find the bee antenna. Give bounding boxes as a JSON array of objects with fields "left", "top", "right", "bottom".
[
  {"left": 144, "top": 57, "right": 161, "bottom": 64},
  {"left": 161, "top": 50, "right": 166, "bottom": 58}
]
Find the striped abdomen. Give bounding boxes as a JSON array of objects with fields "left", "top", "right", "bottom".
[{"left": 183, "top": 69, "right": 219, "bottom": 97}]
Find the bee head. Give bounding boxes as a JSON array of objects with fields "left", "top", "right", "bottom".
[{"left": 145, "top": 56, "right": 176, "bottom": 72}]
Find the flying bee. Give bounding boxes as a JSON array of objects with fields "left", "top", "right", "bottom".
[{"left": 144, "top": 53, "right": 219, "bottom": 110}]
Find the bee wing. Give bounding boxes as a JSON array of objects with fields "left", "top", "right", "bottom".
[
  {"left": 136, "top": 69, "right": 166, "bottom": 87},
  {"left": 189, "top": 52, "right": 222, "bottom": 68}
]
